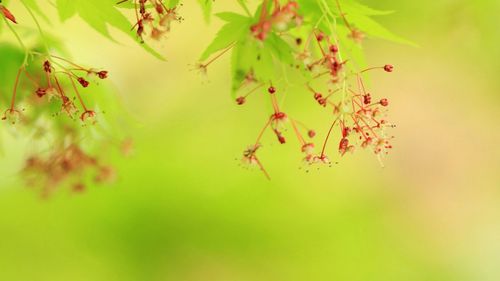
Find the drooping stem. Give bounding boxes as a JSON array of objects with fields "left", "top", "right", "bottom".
[
  {"left": 260, "top": 0, "right": 270, "bottom": 21},
  {"left": 50, "top": 55, "right": 89, "bottom": 71},
  {"left": 270, "top": 93, "right": 280, "bottom": 113},
  {"left": 10, "top": 67, "right": 24, "bottom": 110},
  {"left": 3, "top": 17, "right": 28, "bottom": 65},
  {"left": 360, "top": 66, "right": 384, "bottom": 73},
  {"left": 254, "top": 157, "right": 271, "bottom": 180},
  {"left": 290, "top": 119, "right": 305, "bottom": 146},
  {"left": 4, "top": 17, "right": 25, "bottom": 50},
  {"left": 320, "top": 117, "right": 339, "bottom": 157},
  {"left": 20, "top": 0, "right": 50, "bottom": 55},
  {"left": 67, "top": 74, "right": 88, "bottom": 111},
  {"left": 238, "top": 0, "right": 252, "bottom": 17},
  {"left": 254, "top": 117, "right": 273, "bottom": 149},
  {"left": 202, "top": 42, "right": 236, "bottom": 68},
  {"left": 243, "top": 83, "right": 264, "bottom": 98},
  {"left": 334, "top": 0, "right": 353, "bottom": 32}
]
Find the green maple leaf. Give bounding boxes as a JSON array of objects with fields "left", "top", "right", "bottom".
[
  {"left": 55, "top": 0, "right": 165, "bottom": 60},
  {"left": 197, "top": 0, "right": 213, "bottom": 23}
]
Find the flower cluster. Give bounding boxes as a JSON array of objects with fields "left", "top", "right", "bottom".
[
  {"left": 251, "top": 0, "right": 302, "bottom": 41},
  {"left": 118, "top": 0, "right": 183, "bottom": 42},
  {"left": 2, "top": 54, "right": 108, "bottom": 124},
  {"left": 23, "top": 135, "right": 116, "bottom": 197},
  {"left": 0, "top": 50, "right": 119, "bottom": 194},
  {"left": 198, "top": 0, "right": 396, "bottom": 179}
]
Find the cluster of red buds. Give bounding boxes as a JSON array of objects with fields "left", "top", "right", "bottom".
[
  {"left": 117, "top": 0, "right": 183, "bottom": 42},
  {"left": 0, "top": 1, "right": 129, "bottom": 195},
  {"left": 240, "top": 86, "right": 320, "bottom": 179},
  {"left": 23, "top": 139, "right": 116, "bottom": 197},
  {"left": 2, "top": 55, "right": 108, "bottom": 124},
  {"left": 251, "top": 0, "right": 302, "bottom": 41},
  {"left": 232, "top": 2, "right": 396, "bottom": 179},
  {"left": 1, "top": 53, "right": 118, "bottom": 194}
]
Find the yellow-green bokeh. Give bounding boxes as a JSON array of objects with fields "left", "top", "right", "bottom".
[{"left": 0, "top": 1, "right": 499, "bottom": 280}]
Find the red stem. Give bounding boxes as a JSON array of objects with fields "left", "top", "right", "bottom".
[
  {"left": 67, "top": 74, "right": 88, "bottom": 111},
  {"left": 254, "top": 117, "right": 273, "bottom": 148},
  {"left": 290, "top": 119, "right": 305, "bottom": 146},
  {"left": 320, "top": 117, "right": 339, "bottom": 157},
  {"left": 10, "top": 67, "right": 23, "bottom": 111}
]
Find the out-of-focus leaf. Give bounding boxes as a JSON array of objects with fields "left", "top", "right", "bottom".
[
  {"left": 0, "top": 44, "right": 25, "bottom": 104},
  {"left": 21, "top": 0, "right": 51, "bottom": 23},
  {"left": 55, "top": 0, "right": 165, "bottom": 60},
  {"left": 347, "top": 13, "right": 416, "bottom": 46},
  {"left": 342, "top": 2, "right": 394, "bottom": 16},
  {"left": 266, "top": 33, "right": 294, "bottom": 65},
  {"left": 197, "top": 0, "right": 213, "bottom": 23},
  {"left": 230, "top": 36, "right": 257, "bottom": 97},
  {"left": 215, "top": 12, "right": 248, "bottom": 22},
  {"left": 199, "top": 13, "right": 252, "bottom": 61},
  {"left": 236, "top": 0, "right": 251, "bottom": 16}
]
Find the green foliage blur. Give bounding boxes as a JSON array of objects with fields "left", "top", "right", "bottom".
[{"left": 0, "top": 1, "right": 499, "bottom": 280}]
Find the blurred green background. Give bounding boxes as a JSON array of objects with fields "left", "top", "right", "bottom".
[{"left": 1, "top": 1, "right": 500, "bottom": 280}]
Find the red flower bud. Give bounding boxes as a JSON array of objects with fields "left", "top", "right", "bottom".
[
  {"left": 1, "top": 6, "right": 17, "bottom": 24},
  {"left": 43, "top": 61, "right": 52, "bottom": 73},
  {"left": 36, "top": 88, "right": 47, "bottom": 98},
  {"left": 384, "top": 64, "right": 394, "bottom": 72},
  {"left": 308, "top": 130, "right": 316, "bottom": 138},
  {"left": 316, "top": 32, "right": 324, "bottom": 42},
  {"left": 329, "top": 45, "right": 338, "bottom": 53},
  {"left": 363, "top": 94, "right": 372, "bottom": 105},
  {"left": 97, "top": 71, "right": 108, "bottom": 79},
  {"left": 77, "top": 77, "right": 89, "bottom": 88},
  {"left": 236, "top": 96, "right": 246, "bottom": 105}
]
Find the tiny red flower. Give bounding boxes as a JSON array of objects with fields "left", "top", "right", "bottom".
[
  {"left": 316, "top": 32, "right": 324, "bottom": 42},
  {"left": 329, "top": 45, "right": 338, "bottom": 53},
  {"left": 384, "top": 64, "right": 394, "bottom": 72},
  {"left": 77, "top": 77, "right": 89, "bottom": 88},
  {"left": 363, "top": 94, "right": 372, "bottom": 105},
  {"left": 36, "top": 88, "right": 47, "bottom": 98},
  {"left": 43, "top": 61, "right": 52, "bottom": 73},
  {"left": 97, "top": 71, "right": 108, "bottom": 79}
]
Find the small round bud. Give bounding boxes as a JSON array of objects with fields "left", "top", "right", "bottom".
[
  {"left": 36, "top": 88, "right": 47, "bottom": 98},
  {"left": 97, "top": 71, "right": 108, "bottom": 79},
  {"left": 155, "top": 3, "right": 164, "bottom": 14},
  {"left": 236, "top": 96, "right": 246, "bottom": 105},
  {"left": 43, "top": 61, "right": 52, "bottom": 73},
  {"left": 316, "top": 32, "right": 324, "bottom": 42},
  {"left": 77, "top": 77, "right": 89, "bottom": 88},
  {"left": 384, "top": 64, "right": 394, "bottom": 72},
  {"left": 274, "top": 112, "right": 286, "bottom": 119},
  {"left": 268, "top": 86, "right": 276, "bottom": 94},
  {"left": 363, "top": 94, "right": 372, "bottom": 105},
  {"left": 380, "top": 98, "right": 389, "bottom": 107},
  {"left": 308, "top": 130, "right": 316, "bottom": 138},
  {"left": 329, "top": 45, "right": 338, "bottom": 53}
]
